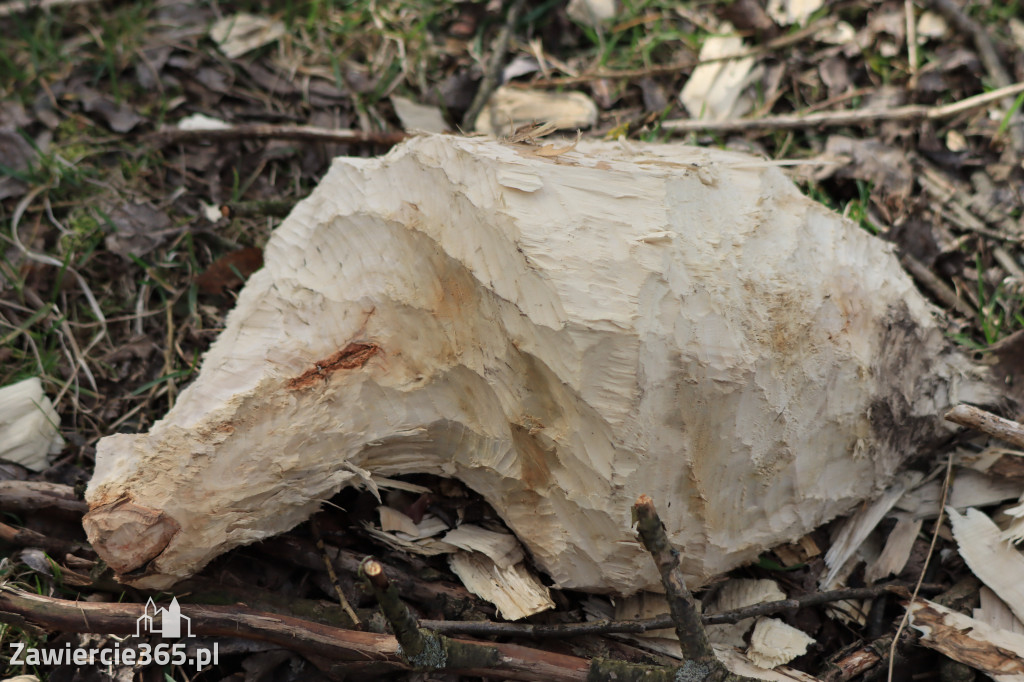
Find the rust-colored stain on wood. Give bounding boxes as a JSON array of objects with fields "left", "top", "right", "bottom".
[{"left": 286, "top": 342, "right": 380, "bottom": 390}]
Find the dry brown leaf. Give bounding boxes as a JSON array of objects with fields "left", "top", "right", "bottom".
[{"left": 196, "top": 246, "right": 264, "bottom": 295}]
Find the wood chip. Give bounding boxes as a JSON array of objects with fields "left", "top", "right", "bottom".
[
  {"left": 947, "top": 507, "right": 1024, "bottom": 623},
  {"left": 909, "top": 599, "right": 1024, "bottom": 681}
]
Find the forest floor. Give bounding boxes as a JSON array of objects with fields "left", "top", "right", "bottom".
[{"left": 2, "top": 0, "right": 1024, "bottom": 680}]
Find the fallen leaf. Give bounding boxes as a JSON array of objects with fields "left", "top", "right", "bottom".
[
  {"left": 209, "top": 13, "right": 286, "bottom": 59},
  {"left": 196, "top": 246, "right": 264, "bottom": 295},
  {"left": 103, "top": 202, "right": 175, "bottom": 258},
  {"left": 80, "top": 92, "right": 143, "bottom": 133}
]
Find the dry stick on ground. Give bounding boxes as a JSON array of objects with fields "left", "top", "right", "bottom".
[
  {"left": 0, "top": 587, "right": 591, "bottom": 682},
  {"left": 659, "top": 81, "right": 1024, "bottom": 134},
  {"left": 462, "top": 0, "right": 529, "bottom": 131},
  {"left": 421, "top": 584, "right": 942, "bottom": 638},
  {"left": 944, "top": 404, "right": 1024, "bottom": 449},
  {"left": 0, "top": 480, "right": 88, "bottom": 516},
  {"left": 822, "top": 578, "right": 980, "bottom": 682},
  {"left": 310, "top": 518, "right": 361, "bottom": 627},
  {"left": 527, "top": 17, "right": 836, "bottom": 87},
  {"left": 899, "top": 253, "right": 978, "bottom": 321},
  {"left": 145, "top": 125, "right": 408, "bottom": 148},
  {"left": 362, "top": 555, "right": 740, "bottom": 682}
]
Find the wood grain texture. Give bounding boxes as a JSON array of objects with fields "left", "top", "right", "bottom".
[{"left": 84, "top": 134, "right": 995, "bottom": 593}]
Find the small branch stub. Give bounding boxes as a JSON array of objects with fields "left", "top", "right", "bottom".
[
  {"left": 360, "top": 557, "right": 443, "bottom": 669},
  {"left": 632, "top": 495, "right": 716, "bottom": 665}
]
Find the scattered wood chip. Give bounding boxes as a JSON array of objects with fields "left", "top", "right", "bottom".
[
  {"left": 448, "top": 552, "right": 554, "bottom": 620},
  {"left": 1005, "top": 498, "right": 1024, "bottom": 544},
  {"left": 0, "top": 377, "right": 63, "bottom": 472},
  {"left": 864, "top": 512, "right": 922, "bottom": 584},
  {"left": 679, "top": 32, "right": 757, "bottom": 121},
  {"left": 706, "top": 579, "right": 787, "bottom": 648},
  {"left": 947, "top": 507, "right": 1024, "bottom": 623},
  {"left": 909, "top": 599, "right": 1024, "bottom": 681},
  {"left": 823, "top": 471, "right": 920, "bottom": 585},
  {"left": 377, "top": 505, "right": 418, "bottom": 536},
  {"left": 566, "top": 0, "right": 615, "bottom": 27},
  {"left": 916, "top": 11, "right": 949, "bottom": 40},
  {"left": 747, "top": 617, "right": 815, "bottom": 669},
  {"left": 975, "top": 586, "right": 1024, "bottom": 635},
  {"left": 362, "top": 522, "right": 454, "bottom": 557},
  {"left": 714, "top": 645, "right": 823, "bottom": 681},
  {"left": 477, "top": 86, "right": 597, "bottom": 137},
  {"left": 766, "top": 0, "right": 823, "bottom": 26},
  {"left": 177, "top": 113, "right": 232, "bottom": 131},
  {"left": 442, "top": 525, "right": 524, "bottom": 567},
  {"left": 958, "top": 446, "right": 1024, "bottom": 481},
  {"left": 896, "top": 468, "right": 1023, "bottom": 515}
]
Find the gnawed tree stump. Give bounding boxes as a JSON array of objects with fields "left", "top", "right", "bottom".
[{"left": 84, "top": 134, "right": 995, "bottom": 593}]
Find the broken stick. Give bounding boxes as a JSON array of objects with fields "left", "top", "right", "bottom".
[{"left": 944, "top": 403, "right": 1024, "bottom": 449}]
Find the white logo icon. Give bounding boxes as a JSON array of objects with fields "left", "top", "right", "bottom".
[{"left": 135, "top": 597, "right": 194, "bottom": 638}]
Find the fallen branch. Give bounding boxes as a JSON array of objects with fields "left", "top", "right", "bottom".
[
  {"left": 362, "top": 553, "right": 744, "bottom": 682},
  {"left": 0, "top": 521, "right": 82, "bottom": 556},
  {"left": 944, "top": 404, "right": 1024, "bottom": 449},
  {"left": 633, "top": 495, "right": 715, "bottom": 663},
  {"left": 0, "top": 481, "right": 88, "bottom": 516},
  {"left": 145, "top": 124, "right": 408, "bottom": 148},
  {"left": 527, "top": 18, "right": 834, "bottom": 87},
  {"left": 0, "top": 587, "right": 590, "bottom": 682},
  {"left": 659, "top": 82, "right": 1024, "bottom": 134}
]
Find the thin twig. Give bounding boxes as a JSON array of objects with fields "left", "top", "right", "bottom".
[
  {"left": 145, "top": 124, "right": 408, "bottom": 148},
  {"left": 463, "top": 0, "right": 528, "bottom": 132},
  {"left": 528, "top": 17, "right": 836, "bottom": 87},
  {"left": 660, "top": 81, "right": 1024, "bottom": 134},
  {"left": 899, "top": 253, "right": 978, "bottom": 320},
  {"left": 904, "top": 0, "right": 918, "bottom": 87},
  {"left": 944, "top": 404, "right": 1024, "bottom": 449},
  {"left": 421, "top": 584, "right": 941, "bottom": 638},
  {"left": 888, "top": 454, "right": 954, "bottom": 682}
]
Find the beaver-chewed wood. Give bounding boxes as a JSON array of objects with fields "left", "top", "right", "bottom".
[{"left": 84, "top": 134, "right": 995, "bottom": 593}]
